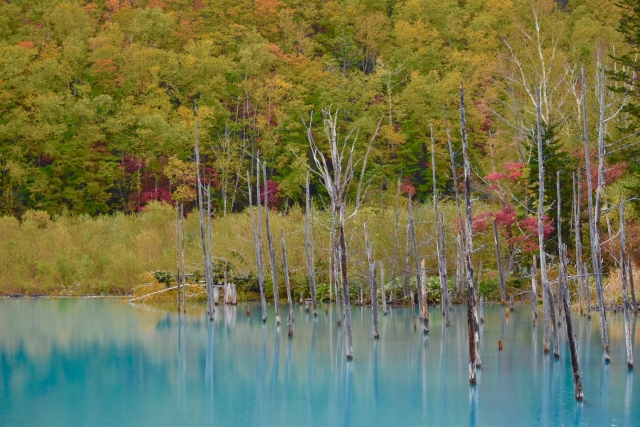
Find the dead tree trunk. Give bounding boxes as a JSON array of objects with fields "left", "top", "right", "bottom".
[
  {"left": 460, "top": 83, "right": 480, "bottom": 383},
  {"left": 421, "top": 259, "right": 429, "bottom": 334},
  {"left": 391, "top": 177, "right": 401, "bottom": 303},
  {"left": 194, "top": 102, "right": 214, "bottom": 320},
  {"left": 574, "top": 172, "right": 585, "bottom": 316},
  {"left": 380, "top": 262, "right": 388, "bottom": 315},
  {"left": 620, "top": 199, "right": 633, "bottom": 369},
  {"left": 304, "top": 172, "right": 318, "bottom": 317},
  {"left": 584, "top": 261, "right": 591, "bottom": 319},
  {"left": 404, "top": 221, "right": 412, "bottom": 301},
  {"left": 281, "top": 230, "right": 294, "bottom": 338},
  {"left": 180, "top": 203, "right": 186, "bottom": 312},
  {"left": 556, "top": 172, "right": 564, "bottom": 326},
  {"left": 531, "top": 255, "right": 538, "bottom": 326},
  {"left": 440, "top": 212, "right": 450, "bottom": 326},
  {"left": 248, "top": 163, "right": 267, "bottom": 323},
  {"left": 445, "top": 105, "right": 464, "bottom": 304},
  {"left": 584, "top": 66, "right": 610, "bottom": 361},
  {"left": 263, "top": 163, "right": 281, "bottom": 325},
  {"left": 409, "top": 198, "right": 427, "bottom": 333},
  {"left": 364, "top": 221, "right": 380, "bottom": 339},
  {"left": 629, "top": 255, "right": 637, "bottom": 315},
  {"left": 536, "top": 89, "right": 559, "bottom": 358},
  {"left": 560, "top": 244, "right": 584, "bottom": 400},
  {"left": 176, "top": 203, "right": 181, "bottom": 311},
  {"left": 493, "top": 218, "right": 506, "bottom": 305},
  {"left": 432, "top": 126, "right": 450, "bottom": 325}
]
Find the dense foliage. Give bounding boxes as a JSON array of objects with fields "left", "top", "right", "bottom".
[{"left": 0, "top": 0, "right": 632, "bottom": 218}]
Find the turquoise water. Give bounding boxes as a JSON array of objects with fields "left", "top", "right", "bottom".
[{"left": 0, "top": 299, "right": 638, "bottom": 426}]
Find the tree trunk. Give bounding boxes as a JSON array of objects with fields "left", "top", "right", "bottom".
[
  {"left": 440, "top": 212, "right": 450, "bottom": 326},
  {"left": 531, "top": 255, "right": 538, "bottom": 326},
  {"left": 409, "top": 199, "right": 427, "bottom": 333},
  {"left": 176, "top": 203, "right": 181, "bottom": 311},
  {"left": 304, "top": 171, "right": 318, "bottom": 317},
  {"left": 432, "top": 128, "right": 450, "bottom": 325},
  {"left": 556, "top": 172, "right": 563, "bottom": 327},
  {"left": 560, "top": 244, "right": 584, "bottom": 400},
  {"left": 392, "top": 177, "right": 401, "bottom": 303},
  {"left": 460, "top": 83, "right": 480, "bottom": 383},
  {"left": 493, "top": 219, "right": 506, "bottom": 305},
  {"left": 281, "top": 229, "right": 294, "bottom": 338},
  {"left": 629, "top": 255, "right": 637, "bottom": 315},
  {"left": 421, "top": 259, "right": 429, "bottom": 334},
  {"left": 194, "top": 103, "right": 214, "bottom": 320},
  {"left": 364, "top": 221, "right": 380, "bottom": 339},
  {"left": 338, "top": 220, "right": 354, "bottom": 359},
  {"left": 620, "top": 199, "right": 633, "bottom": 369},
  {"left": 536, "top": 89, "right": 559, "bottom": 358},
  {"left": 574, "top": 172, "right": 585, "bottom": 316},
  {"left": 263, "top": 163, "right": 281, "bottom": 325},
  {"left": 584, "top": 261, "right": 591, "bottom": 319},
  {"left": 584, "top": 66, "right": 610, "bottom": 361},
  {"left": 380, "top": 262, "right": 388, "bottom": 315}
]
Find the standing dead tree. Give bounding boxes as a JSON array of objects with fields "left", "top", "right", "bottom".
[
  {"left": 583, "top": 66, "right": 610, "bottom": 362},
  {"left": 629, "top": 255, "right": 637, "bottom": 315},
  {"left": 380, "top": 262, "right": 388, "bottom": 315},
  {"left": 408, "top": 198, "right": 428, "bottom": 334},
  {"left": 444, "top": 106, "right": 465, "bottom": 303},
  {"left": 281, "top": 230, "right": 294, "bottom": 338},
  {"left": 304, "top": 171, "right": 318, "bottom": 317},
  {"left": 194, "top": 102, "right": 215, "bottom": 320},
  {"left": 560, "top": 244, "right": 584, "bottom": 400},
  {"left": 247, "top": 164, "right": 267, "bottom": 323},
  {"left": 531, "top": 255, "right": 538, "bottom": 326},
  {"left": 304, "top": 108, "right": 381, "bottom": 360},
  {"left": 460, "top": 83, "right": 480, "bottom": 383},
  {"left": 431, "top": 125, "right": 450, "bottom": 326},
  {"left": 573, "top": 172, "right": 585, "bottom": 315},
  {"left": 263, "top": 162, "right": 281, "bottom": 325},
  {"left": 364, "top": 221, "right": 380, "bottom": 339},
  {"left": 535, "top": 90, "right": 559, "bottom": 358},
  {"left": 493, "top": 218, "right": 507, "bottom": 305},
  {"left": 619, "top": 199, "right": 633, "bottom": 369}
]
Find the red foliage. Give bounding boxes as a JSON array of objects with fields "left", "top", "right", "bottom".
[
  {"left": 120, "top": 155, "right": 146, "bottom": 174},
  {"left": 260, "top": 179, "right": 280, "bottom": 209},
  {"left": 140, "top": 187, "right": 172, "bottom": 207},
  {"left": 472, "top": 211, "right": 492, "bottom": 233},
  {"left": 17, "top": 41, "right": 35, "bottom": 49},
  {"left": 504, "top": 162, "right": 524, "bottom": 181},
  {"left": 518, "top": 215, "right": 554, "bottom": 239},
  {"left": 401, "top": 178, "right": 416, "bottom": 197},
  {"left": 495, "top": 204, "right": 518, "bottom": 227}
]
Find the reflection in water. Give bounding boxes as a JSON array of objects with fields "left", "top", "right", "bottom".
[{"left": 0, "top": 299, "right": 639, "bottom": 426}]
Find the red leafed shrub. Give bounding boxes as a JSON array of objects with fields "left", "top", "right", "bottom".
[
  {"left": 472, "top": 211, "right": 492, "bottom": 233},
  {"left": 495, "top": 204, "right": 518, "bottom": 227},
  {"left": 401, "top": 178, "right": 416, "bottom": 197},
  {"left": 519, "top": 215, "right": 554, "bottom": 239},
  {"left": 504, "top": 162, "right": 524, "bottom": 181}
]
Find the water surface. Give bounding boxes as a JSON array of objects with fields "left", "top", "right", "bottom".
[{"left": 0, "top": 299, "right": 638, "bottom": 426}]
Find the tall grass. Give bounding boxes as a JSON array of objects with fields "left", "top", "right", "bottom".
[{"left": 0, "top": 198, "right": 504, "bottom": 297}]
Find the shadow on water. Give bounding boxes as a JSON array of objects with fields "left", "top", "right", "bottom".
[{"left": 0, "top": 300, "right": 639, "bottom": 426}]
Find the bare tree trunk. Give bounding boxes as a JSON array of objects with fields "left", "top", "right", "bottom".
[
  {"left": 460, "top": 83, "right": 480, "bottom": 383},
  {"left": 536, "top": 89, "right": 559, "bottom": 358},
  {"left": 364, "top": 221, "right": 380, "bottom": 339},
  {"left": 620, "top": 199, "right": 633, "bottom": 369},
  {"left": 585, "top": 66, "right": 610, "bottom": 361},
  {"left": 334, "top": 239, "right": 343, "bottom": 326},
  {"left": 584, "top": 261, "right": 591, "bottom": 319},
  {"left": 338, "top": 220, "right": 354, "bottom": 359},
  {"left": 574, "top": 172, "right": 585, "bottom": 316},
  {"left": 281, "top": 229, "right": 294, "bottom": 338},
  {"left": 304, "top": 171, "right": 318, "bottom": 317},
  {"left": 629, "top": 255, "right": 637, "bottom": 315},
  {"left": 432, "top": 127, "right": 450, "bottom": 325},
  {"left": 263, "top": 163, "right": 281, "bottom": 325},
  {"left": 421, "top": 259, "right": 429, "bottom": 334},
  {"left": 176, "top": 203, "right": 181, "bottom": 311},
  {"left": 180, "top": 203, "right": 186, "bottom": 312},
  {"left": 249, "top": 161, "right": 267, "bottom": 323},
  {"left": 408, "top": 199, "right": 427, "bottom": 333},
  {"left": 493, "top": 219, "right": 506, "bottom": 305},
  {"left": 194, "top": 102, "right": 214, "bottom": 320},
  {"left": 392, "top": 177, "right": 401, "bottom": 303},
  {"left": 556, "top": 172, "right": 563, "bottom": 326},
  {"left": 441, "top": 212, "right": 450, "bottom": 326},
  {"left": 456, "top": 233, "right": 464, "bottom": 302},
  {"left": 532, "top": 255, "right": 538, "bottom": 327},
  {"left": 380, "top": 262, "right": 388, "bottom": 315},
  {"left": 404, "top": 220, "right": 412, "bottom": 300},
  {"left": 560, "top": 244, "right": 584, "bottom": 400}
]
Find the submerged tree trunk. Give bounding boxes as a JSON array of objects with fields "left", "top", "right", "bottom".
[
  {"left": 380, "top": 262, "right": 388, "bottom": 315},
  {"left": 574, "top": 172, "right": 585, "bottom": 316},
  {"left": 408, "top": 199, "right": 427, "bottom": 333},
  {"left": 263, "top": 163, "right": 280, "bottom": 325},
  {"left": 460, "top": 83, "right": 480, "bottom": 383},
  {"left": 560, "top": 244, "right": 584, "bottom": 400},
  {"left": 536, "top": 90, "right": 559, "bottom": 359},
  {"left": 629, "top": 255, "right": 637, "bottom": 315},
  {"left": 440, "top": 212, "right": 450, "bottom": 326},
  {"left": 391, "top": 177, "right": 401, "bottom": 303},
  {"left": 176, "top": 203, "right": 181, "bottom": 311},
  {"left": 421, "top": 259, "right": 429, "bottom": 334},
  {"left": 248, "top": 163, "right": 267, "bottom": 323},
  {"left": 281, "top": 230, "right": 294, "bottom": 338},
  {"left": 620, "top": 199, "right": 633, "bottom": 369},
  {"left": 180, "top": 203, "right": 186, "bottom": 312}
]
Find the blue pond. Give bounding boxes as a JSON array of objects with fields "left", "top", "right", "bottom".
[{"left": 0, "top": 298, "right": 638, "bottom": 426}]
